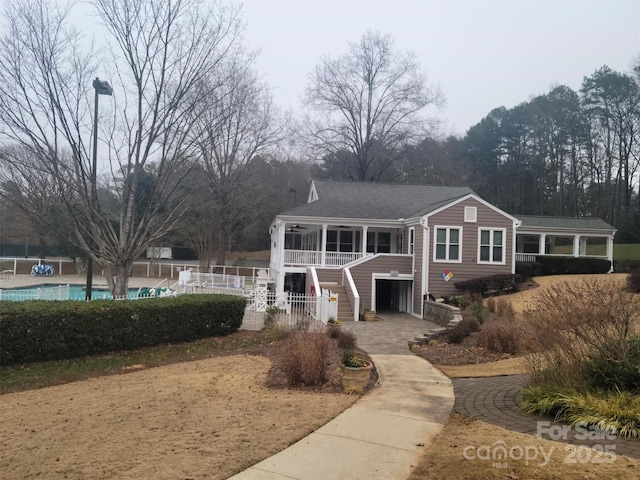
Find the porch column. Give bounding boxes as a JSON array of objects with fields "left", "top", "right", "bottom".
[
  {"left": 606, "top": 235, "right": 614, "bottom": 270},
  {"left": 321, "top": 224, "right": 327, "bottom": 267},
  {"left": 275, "top": 222, "right": 286, "bottom": 294},
  {"left": 579, "top": 236, "right": 588, "bottom": 256},
  {"left": 274, "top": 221, "right": 286, "bottom": 266},
  {"left": 539, "top": 234, "right": 546, "bottom": 256},
  {"left": 361, "top": 226, "right": 368, "bottom": 255},
  {"left": 573, "top": 235, "right": 580, "bottom": 257}
]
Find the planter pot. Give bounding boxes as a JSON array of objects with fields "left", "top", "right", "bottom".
[
  {"left": 363, "top": 310, "right": 376, "bottom": 321},
  {"left": 327, "top": 322, "right": 342, "bottom": 330},
  {"left": 341, "top": 361, "right": 373, "bottom": 393}
]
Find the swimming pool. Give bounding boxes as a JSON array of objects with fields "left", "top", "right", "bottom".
[{"left": 0, "top": 284, "right": 141, "bottom": 301}]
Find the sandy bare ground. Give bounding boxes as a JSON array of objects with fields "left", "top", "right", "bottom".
[{"left": 0, "top": 355, "right": 356, "bottom": 480}]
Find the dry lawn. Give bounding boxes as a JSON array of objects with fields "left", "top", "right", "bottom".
[
  {"left": 2, "top": 274, "right": 635, "bottom": 480},
  {"left": 0, "top": 355, "right": 356, "bottom": 480}
]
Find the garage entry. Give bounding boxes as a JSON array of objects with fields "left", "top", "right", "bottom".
[{"left": 374, "top": 279, "right": 413, "bottom": 313}]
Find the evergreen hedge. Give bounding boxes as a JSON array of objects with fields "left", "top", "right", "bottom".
[
  {"left": 454, "top": 273, "right": 522, "bottom": 296},
  {"left": 536, "top": 256, "right": 611, "bottom": 275},
  {"left": 0, "top": 294, "right": 246, "bottom": 365}
]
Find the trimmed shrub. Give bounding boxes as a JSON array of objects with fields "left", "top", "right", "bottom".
[
  {"left": 515, "top": 261, "right": 542, "bottom": 280},
  {"left": 279, "top": 332, "right": 330, "bottom": 386},
  {"left": 536, "top": 255, "right": 611, "bottom": 275},
  {"left": 454, "top": 274, "right": 522, "bottom": 296},
  {"left": 446, "top": 316, "right": 480, "bottom": 344},
  {"left": 0, "top": 294, "right": 246, "bottom": 365},
  {"left": 615, "top": 260, "right": 640, "bottom": 274}
]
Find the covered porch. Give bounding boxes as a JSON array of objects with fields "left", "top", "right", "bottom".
[
  {"left": 273, "top": 220, "right": 408, "bottom": 268},
  {"left": 514, "top": 215, "right": 615, "bottom": 264}
]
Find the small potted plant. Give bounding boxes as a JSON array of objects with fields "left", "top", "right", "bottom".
[
  {"left": 327, "top": 316, "right": 342, "bottom": 326},
  {"left": 341, "top": 351, "right": 373, "bottom": 393}
]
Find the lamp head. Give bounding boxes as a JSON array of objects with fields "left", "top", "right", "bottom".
[{"left": 93, "top": 77, "right": 113, "bottom": 96}]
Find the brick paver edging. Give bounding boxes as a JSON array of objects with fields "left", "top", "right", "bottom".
[{"left": 452, "top": 374, "right": 640, "bottom": 460}]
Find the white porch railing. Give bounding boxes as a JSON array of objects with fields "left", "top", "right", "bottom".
[
  {"left": 284, "top": 250, "right": 365, "bottom": 267},
  {"left": 515, "top": 253, "right": 609, "bottom": 262},
  {"left": 284, "top": 250, "right": 322, "bottom": 265},
  {"left": 325, "top": 252, "right": 362, "bottom": 266}
]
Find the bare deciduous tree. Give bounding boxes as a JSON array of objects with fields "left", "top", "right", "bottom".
[
  {"left": 0, "top": 0, "right": 245, "bottom": 295},
  {"left": 189, "top": 53, "right": 283, "bottom": 266},
  {"left": 303, "top": 31, "right": 444, "bottom": 182}
]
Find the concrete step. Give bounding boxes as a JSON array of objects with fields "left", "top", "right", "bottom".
[{"left": 320, "top": 283, "right": 354, "bottom": 323}]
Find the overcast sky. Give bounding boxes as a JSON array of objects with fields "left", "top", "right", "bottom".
[{"left": 239, "top": 0, "right": 640, "bottom": 136}]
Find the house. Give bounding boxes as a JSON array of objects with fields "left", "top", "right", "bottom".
[{"left": 268, "top": 180, "right": 616, "bottom": 321}]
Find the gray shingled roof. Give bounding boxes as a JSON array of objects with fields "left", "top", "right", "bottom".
[
  {"left": 280, "top": 180, "right": 475, "bottom": 220},
  {"left": 516, "top": 215, "right": 615, "bottom": 232}
]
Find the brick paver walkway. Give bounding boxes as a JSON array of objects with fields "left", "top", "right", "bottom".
[{"left": 453, "top": 374, "right": 640, "bottom": 459}]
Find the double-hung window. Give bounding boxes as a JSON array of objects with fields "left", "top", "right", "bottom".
[
  {"left": 434, "top": 227, "right": 461, "bottom": 262},
  {"left": 478, "top": 228, "right": 505, "bottom": 263}
]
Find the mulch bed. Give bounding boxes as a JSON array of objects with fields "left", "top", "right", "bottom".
[{"left": 412, "top": 337, "right": 514, "bottom": 366}]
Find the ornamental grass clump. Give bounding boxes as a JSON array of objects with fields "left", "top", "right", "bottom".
[
  {"left": 521, "top": 386, "right": 640, "bottom": 438},
  {"left": 280, "top": 332, "right": 330, "bottom": 387}
]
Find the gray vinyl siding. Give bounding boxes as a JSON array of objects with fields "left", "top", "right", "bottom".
[
  {"left": 315, "top": 269, "right": 342, "bottom": 284},
  {"left": 426, "top": 198, "right": 514, "bottom": 297},
  {"left": 350, "top": 255, "right": 413, "bottom": 312}
]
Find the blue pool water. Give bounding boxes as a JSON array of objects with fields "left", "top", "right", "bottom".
[{"left": 0, "top": 284, "right": 141, "bottom": 301}]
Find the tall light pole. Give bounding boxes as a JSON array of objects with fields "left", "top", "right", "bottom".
[{"left": 85, "top": 77, "right": 113, "bottom": 301}]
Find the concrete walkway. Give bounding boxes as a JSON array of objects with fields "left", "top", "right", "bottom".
[{"left": 230, "top": 313, "right": 454, "bottom": 480}]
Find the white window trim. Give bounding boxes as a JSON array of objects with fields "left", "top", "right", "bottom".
[
  {"left": 477, "top": 227, "right": 506, "bottom": 265},
  {"left": 433, "top": 226, "right": 463, "bottom": 263}
]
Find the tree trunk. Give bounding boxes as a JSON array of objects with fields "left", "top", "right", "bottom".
[
  {"left": 216, "top": 243, "right": 226, "bottom": 271},
  {"left": 104, "top": 263, "right": 130, "bottom": 297}
]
